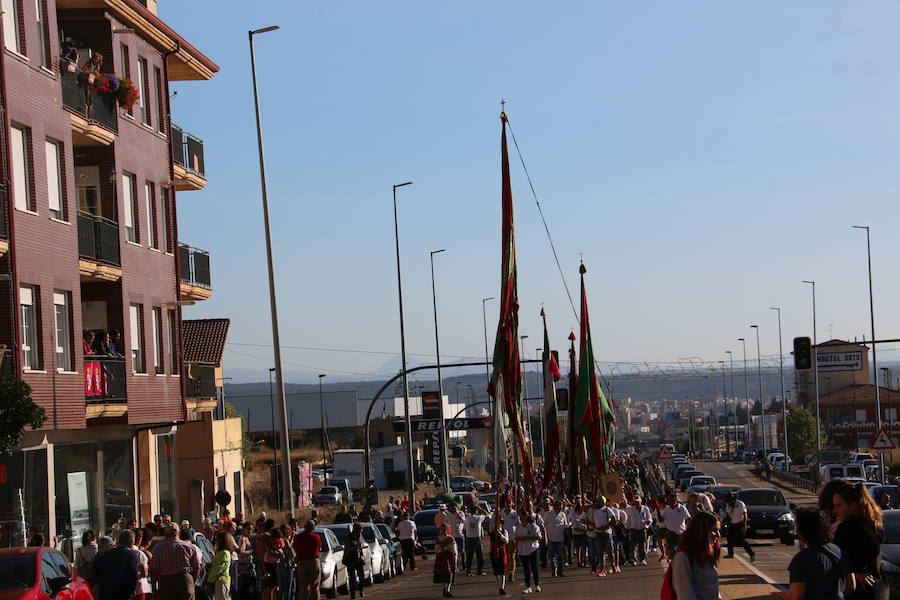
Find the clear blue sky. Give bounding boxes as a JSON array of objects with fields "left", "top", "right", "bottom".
[{"left": 168, "top": 1, "right": 900, "bottom": 379}]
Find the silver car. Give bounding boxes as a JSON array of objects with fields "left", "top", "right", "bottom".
[
  {"left": 313, "top": 486, "right": 342, "bottom": 506},
  {"left": 315, "top": 527, "right": 348, "bottom": 598},
  {"left": 322, "top": 524, "right": 374, "bottom": 587}
]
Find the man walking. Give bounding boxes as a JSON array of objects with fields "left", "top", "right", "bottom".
[
  {"left": 445, "top": 504, "right": 466, "bottom": 570},
  {"left": 293, "top": 520, "right": 321, "bottom": 600},
  {"left": 149, "top": 525, "right": 202, "bottom": 600},
  {"left": 659, "top": 495, "right": 689, "bottom": 560},
  {"left": 92, "top": 532, "right": 138, "bottom": 600},
  {"left": 394, "top": 513, "right": 418, "bottom": 571},
  {"left": 724, "top": 492, "right": 755, "bottom": 561},
  {"left": 624, "top": 497, "right": 652, "bottom": 565},
  {"left": 544, "top": 501, "right": 569, "bottom": 577},
  {"left": 463, "top": 507, "right": 486, "bottom": 576}
]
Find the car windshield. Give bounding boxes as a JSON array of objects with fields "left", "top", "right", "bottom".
[
  {"left": 692, "top": 477, "right": 714, "bottom": 484},
  {"left": 682, "top": 471, "right": 702, "bottom": 478},
  {"left": 0, "top": 554, "right": 34, "bottom": 589},
  {"left": 319, "top": 487, "right": 337, "bottom": 494},
  {"left": 883, "top": 513, "right": 900, "bottom": 544},
  {"left": 740, "top": 491, "right": 785, "bottom": 506},
  {"left": 414, "top": 512, "right": 438, "bottom": 527},
  {"left": 711, "top": 487, "right": 740, "bottom": 499}
]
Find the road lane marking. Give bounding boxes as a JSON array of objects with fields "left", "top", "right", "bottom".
[{"left": 734, "top": 553, "right": 786, "bottom": 591}]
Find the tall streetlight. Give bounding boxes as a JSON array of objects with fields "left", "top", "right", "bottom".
[
  {"left": 802, "top": 281, "right": 821, "bottom": 452},
  {"left": 482, "top": 297, "right": 494, "bottom": 388},
  {"left": 739, "top": 338, "right": 750, "bottom": 447},
  {"left": 751, "top": 325, "right": 768, "bottom": 457},
  {"left": 770, "top": 307, "right": 788, "bottom": 458},
  {"left": 391, "top": 181, "right": 416, "bottom": 511},
  {"left": 429, "top": 249, "right": 451, "bottom": 490},
  {"left": 268, "top": 367, "right": 280, "bottom": 509},
  {"left": 718, "top": 360, "right": 727, "bottom": 455},
  {"left": 726, "top": 350, "right": 736, "bottom": 452},
  {"left": 318, "top": 374, "right": 327, "bottom": 485},
  {"left": 853, "top": 225, "right": 884, "bottom": 482},
  {"left": 250, "top": 24, "right": 293, "bottom": 515}
]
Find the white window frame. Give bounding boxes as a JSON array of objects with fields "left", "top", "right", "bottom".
[
  {"left": 34, "top": 0, "right": 47, "bottom": 67},
  {"left": 20, "top": 286, "right": 37, "bottom": 370},
  {"left": 145, "top": 182, "right": 157, "bottom": 249},
  {"left": 123, "top": 173, "right": 137, "bottom": 243},
  {"left": 45, "top": 139, "right": 63, "bottom": 220},
  {"left": 160, "top": 188, "right": 169, "bottom": 252},
  {"left": 53, "top": 291, "right": 72, "bottom": 372},
  {"left": 2, "top": 0, "right": 21, "bottom": 54},
  {"left": 166, "top": 309, "right": 177, "bottom": 374},
  {"left": 151, "top": 307, "right": 161, "bottom": 374},
  {"left": 130, "top": 303, "right": 144, "bottom": 373},
  {"left": 137, "top": 58, "right": 148, "bottom": 124},
  {"left": 11, "top": 125, "right": 29, "bottom": 211}
]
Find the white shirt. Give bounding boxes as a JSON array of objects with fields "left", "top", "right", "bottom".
[
  {"left": 625, "top": 505, "right": 652, "bottom": 530},
  {"left": 572, "top": 511, "right": 587, "bottom": 534},
  {"left": 464, "top": 514, "right": 486, "bottom": 538},
  {"left": 661, "top": 504, "right": 690, "bottom": 534},
  {"left": 396, "top": 519, "right": 417, "bottom": 540},
  {"left": 128, "top": 547, "right": 151, "bottom": 594},
  {"left": 445, "top": 511, "right": 466, "bottom": 537},
  {"left": 699, "top": 494, "right": 714, "bottom": 513},
  {"left": 516, "top": 522, "right": 541, "bottom": 556},
  {"left": 501, "top": 510, "right": 520, "bottom": 538},
  {"left": 583, "top": 508, "right": 597, "bottom": 537},
  {"left": 591, "top": 506, "right": 615, "bottom": 534},
  {"left": 727, "top": 500, "right": 748, "bottom": 524},
  {"left": 543, "top": 510, "right": 569, "bottom": 543}
]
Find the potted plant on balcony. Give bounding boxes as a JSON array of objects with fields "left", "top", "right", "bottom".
[{"left": 114, "top": 77, "right": 140, "bottom": 111}]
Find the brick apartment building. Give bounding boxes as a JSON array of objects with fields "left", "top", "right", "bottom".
[{"left": 0, "top": 0, "right": 241, "bottom": 551}]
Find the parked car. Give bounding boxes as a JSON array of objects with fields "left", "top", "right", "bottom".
[
  {"left": 330, "top": 479, "right": 352, "bottom": 502},
  {"left": 413, "top": 509, "right": 441, "bottom": 553},
  {"left": 472, "top": 480, "right": 492, "bottom": 492},
  {"left": 321, "top": 524, "right": 374, "bottom": 586},
  {"left": 848, "top": 452, "right": 876, "bottom": 463},
  {"left": 737, "top": 488, "right": 796, "bottom": 545},
  {"left": 673, "top": 463, "right": 694, "bottom": 481},
  {"left": 362, "top": 523, "right": 391, "bottom": 582},
  {"left": 687, "top": 475, "right": 717, "bottom": 493},
  {"left": 479, "top": 493, "right": 497, "bottom": 510},
  {"left": 0, "top": 546, "right": 93, "bottom": 600},
  {"left": 870, "top": 485, "right": 899, "bottom": 508},
  {"left": 315, "top": 527, "right": 349, "bottom": 598},
  {"left": 820, "top": 463, "right": 867, "bottom": 484},
  {"left": 707, "top": 484, "right": 742, "bottom": 510},
  {"left": 677, "top": 469, "right": 704, "bottom": 491},
  {"left": 375, "top": 523, "right": 404, "bottom": 578},
  {"left": 313, "top": 486, "right": 343, "bottom": 506},
  {"left": 450, "top": 476, "right": 477, "bottom": 492},
  {"left": 878, "top": 509, "right": 900, "bottom": 598}
]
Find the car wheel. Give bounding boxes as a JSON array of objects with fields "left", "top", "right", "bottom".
[
  {"left": 781, "top": 535, "right": 795, "bottom": 546},
  {"left": 337, "top": 580, "right": 349, "bottom": 596},
  {"left": 324, "top": 578, "right": 337, "bottom": 599}
]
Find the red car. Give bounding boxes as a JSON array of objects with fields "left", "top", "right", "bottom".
[{"left": 0, "top": 547, "right": 93, "bottom": 600}]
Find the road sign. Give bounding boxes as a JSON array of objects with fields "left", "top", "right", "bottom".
[
  {"left": 656, "top": 445, "right": 673, "bottom": 460},
  {"left": 870, "top": 427, "right": 896, "bottom": 451},
  {"left": 391, "top": 417, "right": 492, "bottom": 434}
]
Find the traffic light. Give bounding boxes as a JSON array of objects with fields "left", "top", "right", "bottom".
[{"left": 793, "top": 336, "right": 812, "bottom": 370}]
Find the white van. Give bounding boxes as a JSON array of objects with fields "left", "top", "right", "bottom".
[
  {"left": 819, "top": 463, "right": 866, "bottom": 483},
  {"left": 848, "top": 452, "right": 875, "bottom": 463}
]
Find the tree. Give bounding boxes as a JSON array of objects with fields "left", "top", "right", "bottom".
[
  {"left": 0, "top": 379, "right": 45, "bottom": 456},
  {"left": 786, "top": 406, "right": 820, "bottom": 462}
]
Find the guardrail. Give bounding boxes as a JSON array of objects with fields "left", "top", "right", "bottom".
[{"left": 771, "top": 468, "right": 818, "bottom": 493}]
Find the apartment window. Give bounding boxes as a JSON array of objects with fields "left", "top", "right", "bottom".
[
  {"left": 45, "top": 139, "right": 64, "bottom": 220},
  {"left": 123, "top": 173, "right": 138, "bottom": 243},
  {"left": 151, "top": 307, "right": 162, "bottom": 374},
  {"left": 2, "top": 0, "right": 22, "bottom": 54},
  {"left": 137, "top": 58, "right": 149, "bottom": 125},
  {"left": 154, "top": 67, "right": 165, "bottom": 133},
  {"left": 159, "top": 188, "right": 170, "bottom": 252},
  {"left": 53, "top": 292, "right": 72, "bottom": 372},
  {"left": 166, "top": 309, "right": 177, "bottom": 373},
  {"left": 11, "top": 125, "right": 31, "bottom": 211},
  {"left": 120, "top": 44, "right": 132, "bottom": 115},
  {"left": 20, "top": 286, "right": 39, "bottom": 370},
  {"left": 129, "top": 303, "right": 144, "bottom": 373},
  {"left": 145, "top": 182, "right": 157, "bottom": 248},
  {"left": 35, "top": 0, "right": 49, "bottom": 68}
]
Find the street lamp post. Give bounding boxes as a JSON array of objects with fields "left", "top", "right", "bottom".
[
  {"left": 726, "top": 350, "right": 735, "bottom": 451},
  {"left": 771, "top": 307, "right": 788, "bottom": 459},
  {"left": 751, "top": 325, "right": 768, "bottom": 457},
  {"left": 391, "top": 181, "right": 417, "bottom": 511},
  {"left": 853, "top": 225, "right": 884, "bottom": 483},
  {"left": 249, "top": 24, "right": 293, "bottom": 515},
  {"left": 739, "top": 338, "right": 750, "bottom": 447},
  {"left": 429, "top": 249, "right": 451, "bottom": 490},
  {"left": 802, "top": 281, "right": 821, "bottom": 452},
  {"left": 318, "top": 374, "right": 327, "bottom": 485}
]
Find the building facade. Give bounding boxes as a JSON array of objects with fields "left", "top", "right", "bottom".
[{"left": 0, "top": 0, "right": 222, "bottom": 551}]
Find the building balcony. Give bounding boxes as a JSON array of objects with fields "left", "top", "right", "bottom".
[
  {"left": 61, "top": 62, "right": 118, "bottom": 146},
  {"left": 184, "top": 363, "right": 217, "bottom": 413},
  {"left": 179, "top": 244, "right": 212, "bottom": 301},
  {"left": 171, "top": 125, "right": 206, "bottom": 190},
  {"left": 78, "top": 212, "right": 122, "bottom": 282},
  {"left": 84, "top": 356, "right": 128, "bottom": 419}
]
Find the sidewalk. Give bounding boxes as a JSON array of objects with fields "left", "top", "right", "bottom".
[{"left": 719, "top": 553, "right": 781, "bottom": 600}]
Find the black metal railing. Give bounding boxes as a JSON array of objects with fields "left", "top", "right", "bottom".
[
  {"left": 184, "top": 363, "right": 216, "bottom": 399},
  {"left": 60, "top": 64, "right": 118, "bottom": 133},
  {"left": 77, "top": 211, "right": 121, "bottom": 266},
  {"left": 170, "top": 124, "right": 205, "bottom": 177},
  {"left": 178, "top": 244, "right": 211, "bottom": 288},
  {"left": 84, "top": 356, "right": 127, "bottom": 404}
]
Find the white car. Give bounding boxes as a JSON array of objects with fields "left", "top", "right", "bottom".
[
  {"left": 315, "top": 527, "right": 349, "bottom": 598},
  {"left": 361, "top": 523, "right": 391, "bottom": 582}
]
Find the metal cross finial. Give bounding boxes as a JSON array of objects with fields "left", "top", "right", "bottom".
[{"left": 500, "top": 98, "right": 506, "bottom": 113}]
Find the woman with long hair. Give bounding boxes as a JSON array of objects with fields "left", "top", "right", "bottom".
[
  {"left": 671, "top": 511, "right": 720, "bottom": 600},
  {"left": 819, "top": 479, "right": 849, "bottom": 534},
  {"left": 832, "top": 482, "right": 887, "bottom": 600},
  {"left": 434, "top": 523, "right": 457, "bottom": 597},
  {"left": 773, "top": 507, "right": 850, "bottom": 600}
]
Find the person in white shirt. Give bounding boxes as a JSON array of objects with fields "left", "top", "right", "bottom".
[
  {"left": 659, "top": 495, "right": 690, "bottom": 559},
  {"left": 624, "top": 497, "right": 653, "bottom": 565},
  {"left": 515, "top": 513, "right": 542, "bottom": 594},
  {"left": 394, "top": 513, "right": 419, "bottom": 571},
  {"left": 500, "top": 504, "right": 520, "bottom": 580},
  {"left": 445, "top": 504, "right": 466, "bottom": 570},
  {"left": 591, "top": 499, "right": 616, "bottom": 576},
  {"left": 463, "top": 507, "right": 487, "bottom": 576},
  {"left": 571, "top": 504, "right": 588, "bottom": 567},
  {"left": 724, "top": 493, "right": 755, "bottom": 561},
  {"left": 544, "top": 502, "right": 570, "bottom": 577},
  {"left": 698, "top": 492, "right": 714, "bottom": 514}
]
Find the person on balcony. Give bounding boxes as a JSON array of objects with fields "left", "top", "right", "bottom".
[
  {"left": 108, "top": 329, "right": 124, "bottom": 357},
  {"left": 92, "top": 330, "right": 111, "bottom": 356},
  {"left": 83, "top": 330, "right": 95, "bottom": 355},
  {"left": 83, "top": 52, "right": 103, "bottom": 75}
]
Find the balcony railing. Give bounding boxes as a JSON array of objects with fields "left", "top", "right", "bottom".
[
  {"left": 184, "top": 363, "right": 216, "bottom": 399},
  {"left": 61, "top": 63, "right": 118, "bottom": 133},
  {"left": 171, "top": 124, "right": 205, "bottom": 177},
  {"left": 77, "top": 211, "right": 121, "bottom": 266},
  {"left": 84, "top": 356, "right": 127, "bottom": 404},
  {"left": 179, "top": 244, "right": 211, "bottom": 288}
]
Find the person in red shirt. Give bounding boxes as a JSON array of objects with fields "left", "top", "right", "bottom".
[{"left": 293, "top": 520, "right": 322, "bottom": 600}]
